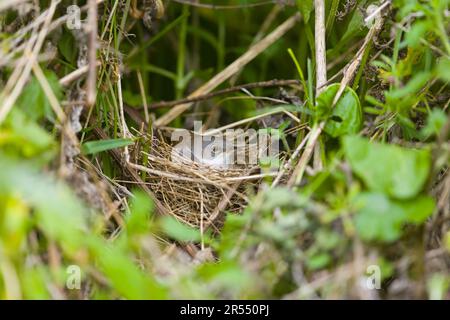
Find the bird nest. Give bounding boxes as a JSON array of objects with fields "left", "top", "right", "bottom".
[{"left": 131, "top": 129, "right": 277, "bottom": 230}]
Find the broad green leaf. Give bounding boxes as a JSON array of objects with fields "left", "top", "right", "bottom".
[
  {"left": 123, "top": 90, "right": 149, "bottom": 107},
  {"left": 21, "top": 267, "right": 52, "bottom": 299},
  {"left": 384, "top": 71, "right": 432, "bottom": 114},
  {"left": 1, "top": 195, "right": 30, "bottom": 254},
  {"left": 396, "top": 0, "right": 422, "bottom": 19},
  {"left": 0, "top": 156, "right": 167, "bottom": 299},
  {"left": 261, "top": 187, "right": 305, "bottom": 211},
  {"left": 0, "top": 155, "right": 87, "bottom": 252},
  {"left": 315, "top": 229, "right": 341, "bottom": 250},
  {"left": 1, "top": 109, "right": 56, "bottom": 164},
  {"left": 218, "top": 208, "right": 252, "bottom": 257},
  {"left": 341, "top": 9, "right": 365, "bottom": 43},
  {"left": 89, "top": 238, "right": 168, "bottom": 299},
  {"left": 82, "top": 138, "right": 134, "bottom": 155},
  {"left": 58, "top": 30, "right": 77, "bottom": 64},
  {"left": 16, "top": 71, "right": 62, "bottom": 121},
  {"left": 405, "top": 21, "right": 430, "bottom": 48},
  {"left": 343, "top": 135, "right": 431, "bottom": 199},
  {"left": 160, "top": 216, "right": 201, "bottom": 242},
  {"left": 427, "top": 274, "right": 449, "bottom": 300},
  {"left": 387, "top": 71, "right": 432, "bottom": 101},
  {"left": 420, "top": 108, "right": 447, "bottom": 139},
  {"left": 400, "top": 195, "right": 435, "bottom": 224},
  {"left": 317, "top": 83, "right": 363, "bottom": 137},
  {"left": 125, "top": 190, "right": 154, "bottom": 235},
  {"left": 296, "top": 0, "right": 313, "bottom": 23},
  {"left": 445, "top": 231, "right": 450, "bottom": 253},
  {"left": 354, "top": 192, "right": 405, "bottom": 242},
  {"left": 353, "top": 192, "right": 434, "bottom": 242},
  {"left": 437, "top": 58, "right": 450, "bottom": 82},
  {"left": 306, "top": 252, "right": 331, "bottom": 270},
  {"left": 257, "top": 220, "right": 287, "bottom": 243},
  {"left": 197, "top": 261, "right": 251, "bottom": 293}
]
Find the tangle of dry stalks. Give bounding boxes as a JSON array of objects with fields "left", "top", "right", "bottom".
[{"left": 129, "top": 130, "right": 284, "bottom": 230}]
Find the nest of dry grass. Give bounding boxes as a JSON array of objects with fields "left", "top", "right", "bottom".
[{"left": 131, "top": 130, "right": 273, "bottom": 229}]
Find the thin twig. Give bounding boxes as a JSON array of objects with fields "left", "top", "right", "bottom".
[
  {"left": 364, "top": 0, "right": 391, "bottom": 24},
  {"left": 287, "top": 122, "right": 324, "bottom": 187},
  {"left": 172, "top": 0, "right": 285, "bottom": 10},
  {"left": 86, "top": 0, "right": 98, "bottom": 107},
  {"left": 205, "top": 107, "right": 300, "bottom": 136},
  {"left": 204, "top": 169, "right": 255, "bottom": 231},
  {"left": 0, "top": 0, "right": 28, "bottom": 12},
  {"left": 313, "top": 0, "right": 327, "bottom": 171},
  {"left": 315, "top": 0, "right": 327, "bottom": 95},
  {"left": 137, "top": 71, "right": 149, "bottom": 123},
  {"left": 272, "top": 131, "right": 311, "bottom": 187},
  {"left": 59, "top": 61, "right": 101, "bottom": 87},
  {"left": 117, "top": 73, "right": 131, "bottom": 164},
  {"left": 199, "top": 188, "right": 205, "bottom": 250},
  {"left": 32, "top": 62, "right": 67, "bottom": 123},
  {"left": 144, "top": 79, "right": 300, "bottom": 110}
]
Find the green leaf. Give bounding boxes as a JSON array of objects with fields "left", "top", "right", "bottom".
[
  {"left": 420, "top": 108, "right": 447, "bottom": 139},
  {"left": 16, "top": 71, "right": 62, "bottom": 121},
  {"left": 160, "top": 216, "right": 201, "bottom": 242},
  {"left": 296, "top": 0, "right": 313, "bottom": 23},
  {"left": 0, "top": 155, "right": 88, "bottom": 251},
  {"left": 126, "top": 190, "right": 154, "bottom": 235},
  {"left": 123, "top": 90, "right": 149, "bottom": 108},
  {"left": 261, "top": 187, "right": 305, "bottom": 211},
  {"left": 341, "top": 9, "right": 365, "bottom": 43},
  {"left": 197, "top": 261, "right": 251, "bottom": 294},
  {"left": 58, "top": 30, "right": 77, "bottom": 64},
  {"left": 405, "top": 21, "right": 430, "bottom": 48},
  {"left": 400, "top": 195, "right": 435, "bottom": 224},
  {"left": 343, "top": 135, "right": 431, "bottom": 199},
  {"left": 90, "top": 239, "right": 168, "bottom": 299},
  {"left": 396, "top": 71, "right": 432, "bottom": 99},
  {"left": 386, "top": 71, "right": 432, "bottom": 102},
  {"left": 2, "top": 109, "right": 56, "bottom": 164},
  {"left": 21, "top": 267, "right": 52, "bottom": 299},
  {"left": 436, "top": 58, "right": 450, "bottom": 82},
  {"left": 306, "top": 253, "right": 331, "bottom": 270},
  {"left": 353, "top": 192, "right": 434, "bottom": 242},
  {"left": 257, "top": 220, "right": 287, "bottom": 243},
  {"left": 317, "top": 84, "right": 363, "bottom": 138},
  {"left": 82, "top": 138, "right": 134, "bottom": 155},
  {"left": 445, "top": 231, "right": 450, "bottom": 253},
  {"left": 315, "top": 229, "right": 341, "bottom": 250},
  {"left": 427, "top": 274, "right": 449, "bottom": 300}
]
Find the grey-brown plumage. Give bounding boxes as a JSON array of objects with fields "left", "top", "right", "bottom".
[{"left": 131, "top": 0, "right": 164, "bottom": 30}]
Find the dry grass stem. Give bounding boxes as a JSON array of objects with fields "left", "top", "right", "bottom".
[{"left": 154, "top": 13, "right": 301, "bottom": 126}]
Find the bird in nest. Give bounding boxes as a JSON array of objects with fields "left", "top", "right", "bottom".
[{"left": 130, "top": 0, "right": 165, "bottom": 30}]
